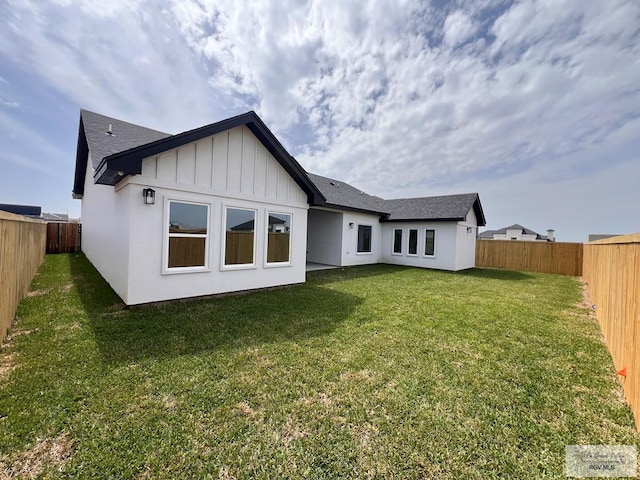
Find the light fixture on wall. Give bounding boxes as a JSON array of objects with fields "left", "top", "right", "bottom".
[
  {"left": 349, "top": 222, "right": 355, "bottom": 229},
  {"left": 143, "top": 188, "right": 155, "bottom": 205},
  {"left": 467, "top": 226, "right": 473, "bottom": 233}
]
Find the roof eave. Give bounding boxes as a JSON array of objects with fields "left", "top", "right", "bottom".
[
  {"left": 91, "top": 111, "right": 325, "bottom": 204},
  {"left": 316, "top": 202, "right": 389, "bottom": 217},
  {"left": 72, "top": 116, "right": 89, "bottom": 198},
  {"left": 381, "top": 216, "right": 465, "bottom": 223}
]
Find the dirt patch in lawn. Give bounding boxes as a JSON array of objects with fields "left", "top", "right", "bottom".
[
  {"left": 0, "top": 433, "right": 73, "bottom": 479},
  {"left": 0, "top": 352, "right": 16, "bottom": 380}
]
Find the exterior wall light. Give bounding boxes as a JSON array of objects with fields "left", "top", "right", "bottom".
[
  {"left": 349, "top": 222, "right": 355, "bottom": 229},
  {"left": 467, "top": 226, "right": 473, "bottom": 233},
  {"left": 143, "top": 188, "right": 155, "bottom": 205}
]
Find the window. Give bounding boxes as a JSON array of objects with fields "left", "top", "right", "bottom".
[
  {"left": 393, "top": 229, "right": 403, "bottom": 254},
  {"left": 424, "top": 229, "right": 435, "bottom": 256},
  {"left": 408, "top": 229, "right": 418, "bottom": 255},
  {"left": 357, "top": 225, "right": 372, "bottom": 253},
  {"left": 224, "top": 207, "right": 256, "bottom": 266},
  {"left": 266, "top": 212, "right": 291, "bottom": 264},
  {"left": 166, "top": 201, "right": 209, "bottom": 271}
]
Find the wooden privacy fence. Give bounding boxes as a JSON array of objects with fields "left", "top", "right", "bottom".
[
  {"left": 475, "top": 240, "right": 583, "bottom": 276},
  {"left": 583, "top": 233, "right": 640, "bottom": 431},
  {"left": 46, "top": 222, "right": 81, "bottom": 254},
  {"left": 0, "top": 211, "right": 46, "bottom": 342}
]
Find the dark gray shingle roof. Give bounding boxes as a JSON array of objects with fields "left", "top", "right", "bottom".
[
  {"left": 383, "top": 193, "right": 480, "bottom": 221},
  {"left": 306, "top": 173, "right": 387, "bottom": 214},
  {"left": 81, "top": 109, "right": 171, "bottom": 169}
]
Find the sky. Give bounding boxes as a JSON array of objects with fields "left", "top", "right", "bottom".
[{"left": 0, "top": 0, "right": 638, "bottom": 242}]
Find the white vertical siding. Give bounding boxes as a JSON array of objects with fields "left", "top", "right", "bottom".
[
  {"left": 212, "top": 133, "right": 228, "bottom": 190},
  {"left": 195, "top": 138, "right": 212, "bottom": 188},
  {"left": 138, "top": 126, "right": 306, "bottom": 207}
]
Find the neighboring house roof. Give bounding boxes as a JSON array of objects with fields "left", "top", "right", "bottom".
[
  {"left": 41, "top": 213, "right": 69, "bottom": 222},
  {"left": 383, "top": 193, "right": 485, "bottom": 224},
  {"left": 306, "top": 173, "right": 388, "bottom": 216},
  {"left": 0, "top": 203, "right": 42, "bottom": 217},
  {"left": 479, "top": 224, "right": 548, "bottom": 240},
  {"left": 73, "top": 110, "right": 324, "bottom": 205}
]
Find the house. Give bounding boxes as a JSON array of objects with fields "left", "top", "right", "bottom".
[
  {"left": 478, "top": 224, "right": 554, "bottom": 242},
  {"left": 0, "top": 204, "right": 71, "bottom": 222},
  {"left": 587, "top": 234, "right": 621, "bottom": 242},
  {"left": 72, "top": 109, "right": 486, "bottom": 305},
  {"left": 0, "top": 203, "right": 42, "bottom": 218}
]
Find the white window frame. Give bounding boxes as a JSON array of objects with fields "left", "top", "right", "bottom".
[
  {"left": 423, "top": 228, "right": 436, "bottom": 258},
  {"left": 356, "top": 223, "right": 373, "bottom": 255},
  {"left": 162, "top": 198, "right": 211, "bottom": 275},
  {"left": 407, "top": 228, "right": 419, "bottom": 256},
  {"left": 221, "top": 205, "right": 258, "bottom": 271},
  {"left": 264, "top": 209, "right": 293, "bottom": 268},
  {"left": 392, "top": 228, "right": 403, "bottom": 255}
]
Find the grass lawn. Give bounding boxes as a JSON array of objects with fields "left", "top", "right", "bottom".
[{"left": 0, "top": 254, "right": 638, "bottom": 478}]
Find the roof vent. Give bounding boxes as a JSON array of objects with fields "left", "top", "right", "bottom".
[
  {"left": 329, "top": 181, "right": 339, "bottom": 187},
  {"left": 106, "top": 124, "right": 114, "bottom": 136}
]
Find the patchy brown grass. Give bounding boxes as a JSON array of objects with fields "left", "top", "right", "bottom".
[
  {"left": 0, "top": 433, "right": 73, "bottom": 479},
  {"left": 0, "top": 352, "right": 16, "bottom": 381}
]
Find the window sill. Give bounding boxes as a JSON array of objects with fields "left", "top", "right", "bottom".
[
  {"left": 356, "top": 251, "right": 373, "bottom": 255},
  {"left": 221, "top": 264, "right": 257, "bottom": 272},
  {"left": 162, "top": 266, "right": 210, "bottom": 275},
  {"left": 264, "top": 262, "right": 292, "bottom": 268}
]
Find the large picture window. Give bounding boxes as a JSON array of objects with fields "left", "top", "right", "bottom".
[
  {"left": 393, "top": 229, "right": 403, "bottom": 254},
  {"left": 424, "top": 229, "right": 436, "bottom": 256},
  {"left": 167, "top": 201, "right": 209, "bottom": 270},
  {"left": 357, "top": 225, "right": 372, "bottom": 253},
  {"left": 408, "top": 229, "right": 418, "bottom": 255},
  {"left": 266, "top": 212, "right": 291, "bottom": 264},
  {"left": 224, "top": 207, "right": 256, "bottom": 266}
]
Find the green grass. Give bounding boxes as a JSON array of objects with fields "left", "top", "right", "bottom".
[{"left": 0, "top": 254, "right": 637, "bottom": 479}]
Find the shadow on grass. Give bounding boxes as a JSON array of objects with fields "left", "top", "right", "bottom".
[
  {"left": 69, "top": 253, "right": 361, "bottom": 364},
  {"left": 454, "top": 267, "right": 535, "bottom": 281},
  {"left": 306, "top": 263, "right": 408, "bottom": 285}
]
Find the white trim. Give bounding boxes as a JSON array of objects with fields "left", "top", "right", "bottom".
[
  {"left": 264, "top": 209, "right": 293, "bottom": 268},
  {"left": 423, "top": 228, "right": 436, "bottom": 258},
  {"left": 407, "top": 228, "right": 419, "bottom": 256},
  {"left": 117, "top": 176, "right": 309, "bottom": 209},
  {"left": 221, "top": 204, "right": 257, "bottom": 271},
  {"left": 356, "top": 223, "right": 373, "bottom": 254},
  {"left": 392, "top": 228, "right": 403, "bottom": 255},
  {"left": 162, "top": 197, "right": 211, "bottom": 275}
]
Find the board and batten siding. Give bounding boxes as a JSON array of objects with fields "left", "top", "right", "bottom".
[
  {"left": 138, "top": 125, "right": 307, "bottom": 207},
  {"left": 116, "top": 126, "right": 309, "bottom": 305}
]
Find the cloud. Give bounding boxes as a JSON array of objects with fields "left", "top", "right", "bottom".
[
  {"left": 0, "top": 98, "right": 19, "bottom": 108},
  {"left": 0, "top": 0, "right": 638, "bottom": 238},
  {"left": 443, "top": 10, "right": 477, "bottom": 47}
]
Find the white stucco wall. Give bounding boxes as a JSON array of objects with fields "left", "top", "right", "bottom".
[
  {"left": 380, "top": 222, "right": 458, "bottom": 270},
  {"left": 306, "top": 208, "right": 343, "bottom": 265},
  {"left": 80, "top": 153, "right": 131, "bottom": 302},
  {"left": 340, "top": 211, "right": 382, "bottom": 266},
  {"left": 454, "top": 208, "right": 478, "bottom": 270},
  {"left": 88, "top": 126, "right": 309, "bottom": 305}
]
